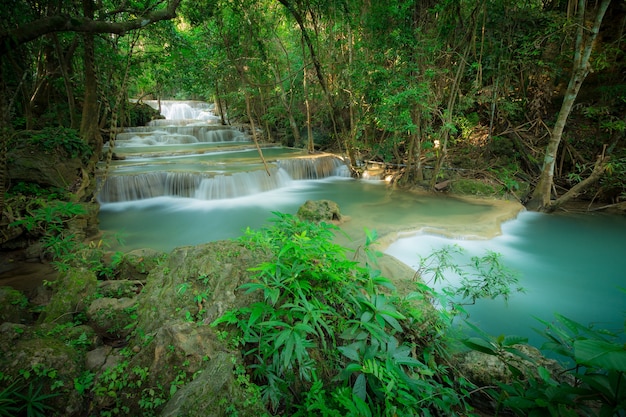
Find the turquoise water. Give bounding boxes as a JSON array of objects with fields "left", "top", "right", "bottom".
[
  {"left": 100, "top": 177, "right": 626, "bottom": 347},
  {"left": 99, "top": 178, "right": 503, "bottom": 251},
  {"left": 386, "top": 210, "right": 626, "bottom": 346}
]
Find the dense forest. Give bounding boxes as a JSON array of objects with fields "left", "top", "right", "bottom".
[
  {"left": 1, "top": 1, "right": 626, "bottom": 416},
  {"left": 2, "top": 0, "right": 625, "bottom": 212}
]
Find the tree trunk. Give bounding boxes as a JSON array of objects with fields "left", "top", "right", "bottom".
[
  {"left": 527, "top": 0, "right": 611, "bottom": 211},
  {"left": 547, "top": 155, "right": 608, "bottom": 212}
]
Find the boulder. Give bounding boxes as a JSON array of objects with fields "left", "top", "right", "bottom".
[
  {"left": 41, "top": 267, "right": 98, "bottom": 324},
  {"left": 87, "top": 297, "right": 137, "bottom": 339},
  {"left": 0, "top": 330, "right": 85, "bottom": 416},
  {"left": 297, "top": 199, "right": 343, "bottom": 223},
  {"left": 0, "top": 286, "right": 31, "bottom": 324},
  {"left": 114, "top": 248, "right": 165, "bottom": 281},
  {"left": 135, "top": 240, "right": 268, "bottom": 335},
  {"left": 455, "top": 344, "right": 572, "bottom": 387},
  {"left": 7, "top": 140, "right": 83, "bottom": 190},
  {"left": 160, "top": 351, "right": 267, "bottom": 417}
]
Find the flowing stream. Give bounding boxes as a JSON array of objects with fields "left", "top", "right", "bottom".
[{"left": 98, "top": 100, "right": 625, "bottom": 346}]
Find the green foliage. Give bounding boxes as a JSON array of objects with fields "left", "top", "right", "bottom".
[
  {"left": 0, "top": 367, "right": 62, "bottom": 417},
  {"left": 7, "top": 182, "right": 68, "bottom": 200},
  {"left": 464, "top": 311, "right": 626, "bottom": 416},
  {"left": 417, "top": 244, "right": 524, "bottom": 306},
  {"left": 214, "top": 212, "right": 472, "bottom": 415},
  {"left": 92, "top": 360, "right": 171, "bottom": 416},
  {"left": 27, "top": 128, "right": 92, "bottom": 162}
]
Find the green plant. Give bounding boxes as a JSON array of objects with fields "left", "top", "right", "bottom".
[
  {"left": 0, "top": 370, "right": 61, "bottom": 417},
  {"left": 212, "top": 212, "right": 472, "bottom": 415},
  {"left": 463, "top": 312, "right": 626, "bottom": 416},
  {"left": 29, "top": 127, "right": 93, "bottom": 162},
  {"left": 417, "top": 244, "right": 524, "bottom": 307},
  {"left": 13, "top": 382, "right": 59, "bottom": 417}
]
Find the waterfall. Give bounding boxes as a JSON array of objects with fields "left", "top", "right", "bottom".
[
  {"left": 194, "top": 168, "right": 292, "bottom": 200},
  {"left": 141, "top": 100, "right": 221, "bottom": 122},
  {"left": 115, "top": 126, "right": 248, "bottom": 147},
  {"left": 98, "top": 156, "right": 349, "bottom": 203},
  {"left": 99, "top": 100, "right": 350, "bottom": 204},
  {"left": 98, "top": 172, "right": 202, "bottom": 203},
  {"left": 277, "top": 155, "right": 350, "bottom": 179}
]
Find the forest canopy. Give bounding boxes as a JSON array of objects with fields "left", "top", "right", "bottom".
[{"left": 1, "top": 0, "right": 625, "bottom": 211}]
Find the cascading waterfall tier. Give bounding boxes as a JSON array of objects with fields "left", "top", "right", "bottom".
[
  {"left": 98, "top": 100, "right": 350, "bottom": 203},
  {"left": 97, "top": 155, "right": 349, "bottom": 203}
]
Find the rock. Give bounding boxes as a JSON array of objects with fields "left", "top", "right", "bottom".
[
  {"left": 0, "top": 334, "right": 85, "bottom": 416},
  {"left": 0, "top": 286, "right": 31, "bottom": 324},
  {"left": 41, "top": 267, "right": 97, "bottom": 324},
  {"left": 97, "top": 279, "right": 144, "bottom": 298},
  {"left": 114, "top": 248, "right": 165, "bottom": 281},
  {"left": 66, "top": 202, "right": 100, "bottom": 240},
  {"left": 85, "top": 346, "right": 113, "bottom": 371},
  {"left": 455, "top": 344, "right": 572, "bottom": 387},
  {"left": 7, "top": 140, "right": 83, "bottom": 190},
  {"left": 0, "top": 322, "right": 27, "bottom": 350},
  {"left": 87, "top": 297, "right": 137, "bottom": 339},
  {"left": 132, "top": 321, "right": 222, "bottom": 386},
  {"left": 160, "top": 351, "right": 268, "bottom": 417},
  {"left": 297, "top": 199, "right": 343, "bottom": 223},
  {"left": 135, "top": 240, "right": 267, "bottom": 335}
]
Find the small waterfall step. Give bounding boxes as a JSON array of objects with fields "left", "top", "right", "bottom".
[{"left": 97, "top": 154, "right": 349, "bottom": 203}]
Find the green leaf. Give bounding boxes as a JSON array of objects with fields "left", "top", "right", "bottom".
[
  {"left": 574, "top": 340, "right": 626, "bottom": 371},
  {"left": 353, "top": 373, "right": 367, "bottom": 401},
  {"left": 338, "top": 344, "right": 361, "bottom": 362},
  {"left": 462, "top": 337, "right": 497, "bottom": 355},
  {"left": 502, "top": 335, "right": 529, "bottom": 347}
]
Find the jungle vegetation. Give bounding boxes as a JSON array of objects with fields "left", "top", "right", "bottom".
[
  {"left": 1, "top": 1, "right": 626, "bottom": 416},
  {"left": 1, "top": 0, "right": 625, "bottom": 213}
]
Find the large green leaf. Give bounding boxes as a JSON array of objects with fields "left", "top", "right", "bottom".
[{"left": 574, "top": 340, "right": 626, "bottom": 371}]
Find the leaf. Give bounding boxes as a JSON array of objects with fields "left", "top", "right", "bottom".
[
  {"left": 537, "top": 366, "right": 553, "bottom": 384},
  {"left": 502, "top": 335, "right": 529, "bottom": 347},
  {"left": 462, "top": 337, "right": 497, "bottom": 355},
  {"left": 338, "top": 343, "right": 361, "bottom": 362},
  {"left": 574, "top": 340, "right": 626, "bottom": 371},
  {"left": 353, "top": 373, "right": 367, "bottom": 401}
]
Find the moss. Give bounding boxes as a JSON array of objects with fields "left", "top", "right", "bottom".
[
  {"left": 41, "top": 268, "right": 98, "bottom": 324},
  {"left": 0, "top": 287, "right": 30, "bottom": 323}
]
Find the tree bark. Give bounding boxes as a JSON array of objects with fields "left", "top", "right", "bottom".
[
  {"left": 0, "top": 0, "right": 182, "bottom": 57},
  {"left": 527, "top": 0, "right": 611, "bottom": 211}
]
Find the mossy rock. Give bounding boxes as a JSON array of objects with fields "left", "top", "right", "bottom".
[
  {"left": 87, "top": 297, "right": 137, "bottom": 339},
  {"left": 114, "top": 248, "right": 166, "bottom": 281},
  {"left": 41, "top": 267, "right": 98, "bottom": 324},
  {"left": 297, "top": 199, "right": 342, "bottom": 223},
  {"left": 0, "top": 286, "right": 31, "bottom": 324},
  {"left": 135, "top": 240, "right": 267, "bottom": 336},
  {"left": 0, "top": 333, "right": 85, "bottom": 416},
  {"left": 160, "top": 351, "right": 269, "bottom": 417}
]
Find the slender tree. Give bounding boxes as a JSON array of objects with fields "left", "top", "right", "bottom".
[{"left": 527, "top": 0, "right": 611, "bottom": 211}]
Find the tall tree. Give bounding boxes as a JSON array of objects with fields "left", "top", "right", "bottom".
[{"left": 527, "top": 0, "right": 611, "bottom": 211}]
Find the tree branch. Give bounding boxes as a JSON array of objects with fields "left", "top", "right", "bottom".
[
  {"left": 0, "top": 0, "right": 182, "bottom": 57},
  {"left": 547, "top": 155, "right": 609, "bottom": 212}
]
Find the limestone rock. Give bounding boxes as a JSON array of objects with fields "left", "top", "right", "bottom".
[
  {"left": 160, "top": 351, "right": 268, "bottom": 417},
  {"left": 135, "top": 240, "right": 267, "bottom": 335},
  {"left": 41, "top": 267, "right": 98, "bottom": 324},
  {"left": 7, "top": 140, "right": 83, "bottom": 190},
  {"left": 0, "top": 286, "right": 31, "bottom": 324},
  {"left": 87, "top": 296, "right": 137, "bottom": 339},
  {"left": 455, "top": 344, "right": 571, "bottom": 387},
  {"left": 114, "top": 248, "right": 165, "bottom": 281},
  {"left": 0, "top": 334, "right": 85, "bottom": 416},
  {"left": 297, "top": 199, "right": 342, "bottom": 223}
]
